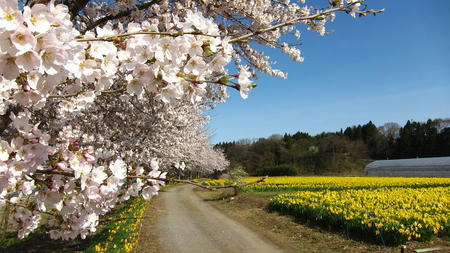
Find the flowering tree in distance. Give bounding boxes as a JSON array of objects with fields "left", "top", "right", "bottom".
[{"left": 0, "top": 0, "right": 382, "bottom": 240}]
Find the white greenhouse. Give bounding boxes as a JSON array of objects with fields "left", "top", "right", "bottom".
[{"left": 364, "top": 157, "right": 450, "bottom": 177}]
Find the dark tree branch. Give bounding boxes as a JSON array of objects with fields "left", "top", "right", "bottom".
[
  {"left": 70, "top": 0, "right": 90, "bottom": 21},
  {"left": 83, "top": 0, "right": 162, "bottom": 33}
]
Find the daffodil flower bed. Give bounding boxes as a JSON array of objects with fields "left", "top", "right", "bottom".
[
  {"left": 204, "top": 177, "right": 450, "bottom": 192},
  {"left": 85, "top": 197, "right": 148, "bottom": 253},
  {"left": 267, "top": 187, "right": 450, "bottom": 245}
]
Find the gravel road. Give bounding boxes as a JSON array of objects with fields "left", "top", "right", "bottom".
[{"left": 156, "top": 185, "right": 285, "bottom": 253}]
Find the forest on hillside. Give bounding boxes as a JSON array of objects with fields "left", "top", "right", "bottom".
[{"left": 215, "top": 119, "right": 450, "bottom": 176}]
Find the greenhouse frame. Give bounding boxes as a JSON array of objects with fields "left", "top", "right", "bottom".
[{"left": 364, "top": 157, "right": 450, "bottom": 177}]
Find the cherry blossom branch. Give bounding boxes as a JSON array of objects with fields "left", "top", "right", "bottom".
[
  {"left": 3, "top": 199, "right": 56, "bottom": 217},
  {"left": 70, "top": 0, "right": 90, "bottom": 21},
  {"left": 183, "top": 77, "right": 240, "bottom": 91},
  {"left": 48, "top": 77, "right": 237, "bottom": 100},
  {"left": 229, "top": 1, "right": 384, "bottom": 43},
  {"left": 204, "top": 176, "right": 268, "bottom": 189},
  {"left": 82, "top": 0, "right": 163, "bottom": 33},
  {"left": 34, "top": 169, "right": 75, "bottom": 177},
  {"left": 76, "top": 30, "right": 221, "bottom": 42},
  {"left": 48, "top": 87, "right": 126, "bottom": 99}
]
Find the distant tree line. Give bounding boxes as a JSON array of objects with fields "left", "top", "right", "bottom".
[{"left": 215, "top": 118, "right": 450, "bottom": 176}]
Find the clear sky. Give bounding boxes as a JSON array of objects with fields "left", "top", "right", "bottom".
[{"left": 207, "top": 0, "right": 450, "bottom": 144}]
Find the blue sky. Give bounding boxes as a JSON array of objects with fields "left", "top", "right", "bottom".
[{"left": 207, "top": 0, "right": 450, "bottom": 144}]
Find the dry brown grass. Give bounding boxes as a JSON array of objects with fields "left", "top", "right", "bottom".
[{"left": 135, "top": 190, "right": 167, "bottom": 253}]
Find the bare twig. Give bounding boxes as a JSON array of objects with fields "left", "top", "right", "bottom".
[
  {"left": 127, "top": 175, "right": 267, "bottom": 191},
  {"left": 34, "top": 169, "right": 75, "bottom": 177}
]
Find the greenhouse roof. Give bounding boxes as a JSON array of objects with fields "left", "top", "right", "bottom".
[{"left": 364, "top": 157, "right": 450, "bottom": 177}]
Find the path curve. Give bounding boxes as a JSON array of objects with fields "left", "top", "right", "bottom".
[{"left": 156, "top": 185, "right": 285, "bottom": 253}]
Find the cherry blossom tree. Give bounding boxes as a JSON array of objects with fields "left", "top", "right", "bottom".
[{"left": 0, "top": 0, "right": 382, "bottom": 240}]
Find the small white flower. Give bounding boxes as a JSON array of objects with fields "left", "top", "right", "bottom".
[
  {"left": 15, "top": 51, "right": 41, "bottom": 72},
  {"left": 109, "top": 159, "right": 126, "bottom": 179},
  {"left": 126, "top": 74, "right": 144, "bottom": 98},
  {"left": 238, "top": 66, "right": 253, "bottom": 99},
  {"left": 0, "top": 53, "right": 20, "bottom": 80},
  {"left": 23, "top": 4, "right": 52, "bottom": 33},
  {"left": 10, "top": 27, "right": 36, "bottom": 55},
  {"left": 0, "top": 140, "right": 11, "bottom": 161},
  {"left": 184, "top": 56, "right": 206, "bottom": 76},
  {"left": 90, "top": 166, "right": 107, "bottom": 184},
  {"left": 0, "top": 1, "right": 23, "bottom": 31},
  {"left": 141, "top": 185, "right": 158, "bottom": 200}
]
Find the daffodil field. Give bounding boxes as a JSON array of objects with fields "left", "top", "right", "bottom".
[
  {"left": 86, "top": 197, "right": 148, "bottom": 253},
  {"left": 204, "top": 176, "right": 450, "bottom": 192},
  {"left": 205, "top": 176, "right": 450, "bottom": 245}
]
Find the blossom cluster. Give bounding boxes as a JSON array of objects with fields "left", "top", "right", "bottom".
[{"left": 2, "top": 110, "right": 166, "bottom": 240}]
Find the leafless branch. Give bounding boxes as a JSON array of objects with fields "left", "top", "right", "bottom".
[{"left": 82, "top": 0, "right": 162, "bottom": 33}]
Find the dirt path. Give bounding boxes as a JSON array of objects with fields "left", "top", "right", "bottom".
[{"left": 155, "top": 185, "right": 285, "bottom": 253}]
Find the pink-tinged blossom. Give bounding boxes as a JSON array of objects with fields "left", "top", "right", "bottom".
[
  {"left": 0, "top": 140, "right": 11, "bottom": 161},
  {"left": 133, "top": 64, "right": 154, "bottom": 84},
  {"left": 210, "top": 55, "right": 230, "bottom": 73},
  {"left": 89, "top": 41, "right": 116, "bottom": 60},
  {"left": 15, "top": 51, "right": 41, "bottom": 72},
  {"left": 90, "top": 166, "right": 107, "bottom": 184},
  {"left": 184, "top": 56, "right": 207, "bottom": 76},
  {"left": 83, "top": 152, "right": 96, "bottom": 163},
  {"left": 149, "top": 158, "right": 159, "bottom": 170},
  {"left": 0, "top": 54, "right": 20, "bottom": 80},
  {"left": 22, "top": 4, "right": 52, "bottom": 33},
  {"left": 85, "top": 185, "right": 101, "bottom": 201},
  {"left": 109, "top": 159, "right": 127, "bottom": 179},
  {"left": 39, "top": 46, "right": 67, "bottom": 75},
  {"left": 126, "top": 75, "right": 144, "bottom": 98},
  {"left": 100, "top": 54, "right": 118, "bottom": 77},
  {"left": 188, "top": 39, "right": 204, "bottom": 56},
  {"left": 49, "top": 1, "right": 72, "bottom": 28},
  {"left": 141, "top": 185, "right": 159, "bottom": 200},
  {"left": 10, "top": 27, "right": 36, "bottom": 55},
  {"left": 0, "top": 31, "right": 19, "bottom": 55},
  {"left": 10, "top": 112, "right": 32, "bottom": 134},
  {"left": 20, "top": 180, "right": 35, "bottom": 196},
  {"left": 0, "top": 0, "right": 22, "bottom": 31},
  {"left": 238, "top": 66, "right": 253, "bottom": 99}
]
